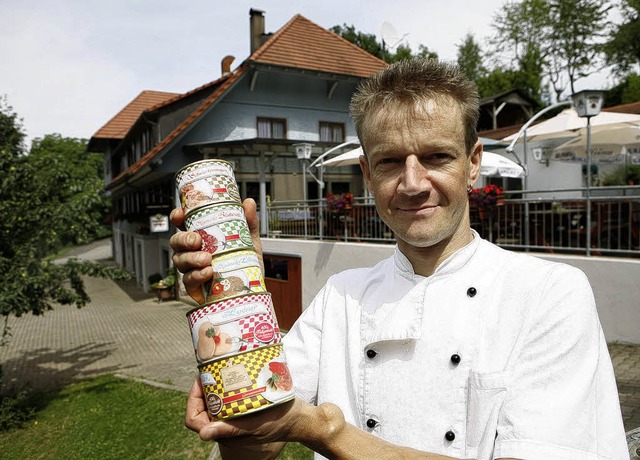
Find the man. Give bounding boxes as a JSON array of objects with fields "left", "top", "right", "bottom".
[{"left": 171, "top": 59, "right": 628, "bottom": 459}]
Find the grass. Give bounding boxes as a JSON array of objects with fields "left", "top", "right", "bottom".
[{"left": 0, "top": 374, "right": 313, "bottom": 460}]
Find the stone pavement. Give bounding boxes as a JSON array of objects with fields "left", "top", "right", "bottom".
[{"left": 1, "top": 238, "right": 640, "bottom": 436}]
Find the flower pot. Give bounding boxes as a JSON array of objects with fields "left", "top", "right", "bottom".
[{"left": 153, "top": 286, "right": 174, "bottom": 302}]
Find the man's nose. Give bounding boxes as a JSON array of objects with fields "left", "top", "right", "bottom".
[{"left": 398, "top": 157, "right": 430, "bottom": 196}]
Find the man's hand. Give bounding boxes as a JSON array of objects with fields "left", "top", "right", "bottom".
[{"left": 170, "top": 198, "right": 264, "bottom": 305}]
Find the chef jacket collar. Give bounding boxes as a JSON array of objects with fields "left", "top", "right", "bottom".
[
  {"left": 365, "top": 231, "right": 481, "bottom": 345},
  {"left": 393, "top": 230, "right": 481, "bottom": 282}
]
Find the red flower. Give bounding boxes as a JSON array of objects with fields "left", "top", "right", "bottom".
[
  {"left": 469, "top": 184, "right": 504, "bottom": 207},
  {"left": 326, "top": 193, "right": 354, "bottom": 213}
]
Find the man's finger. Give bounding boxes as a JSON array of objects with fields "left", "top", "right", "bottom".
[{"left": 185, "top": 379, "right": 212, "bottom": 434}]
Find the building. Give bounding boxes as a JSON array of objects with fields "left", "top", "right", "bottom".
[{"left": 88, "top": 9, "right": 386, "bottom": 292}]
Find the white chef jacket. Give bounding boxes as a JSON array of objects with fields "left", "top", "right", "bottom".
[{"left": 282, "top": 233, "right": 628, "bottom": 459}]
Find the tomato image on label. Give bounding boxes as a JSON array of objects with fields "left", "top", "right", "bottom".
[
  {"left": 266, "top": 361, "right": 293, "bottom": 392},
  {"left": 208, "top": 271, "right": 251, "bottom": 302}
]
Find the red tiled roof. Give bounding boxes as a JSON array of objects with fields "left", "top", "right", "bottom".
[
  {"left": 108, "top": 70, "right": 244, "bottom": 188},
  {"left": 107, "top": 14, "right": 387, "bottom": 190},
  {"left": 92, "top": 90, "right": 179, "bottom": 139},
  {"left": 249, "top": 14, "right": 387, "bottom": 78},
  {"left": 604, "top": 101, "right": 640, "bottom": 115},
  {"left": 479, "top": 124, "right": 524, "bottom": 140}
]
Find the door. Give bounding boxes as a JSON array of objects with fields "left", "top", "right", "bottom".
[{"left": 263, "top": 254, "right": 302, "bottom": 331}]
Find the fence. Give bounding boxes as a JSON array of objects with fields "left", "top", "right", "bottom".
[{"left": 265, "top": 186, "right": 640, "bottom": 258}]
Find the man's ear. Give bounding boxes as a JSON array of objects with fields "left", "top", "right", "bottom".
[
  {"left": 359, "top": 153, "right": 372, "bottom": 192},
  {"left": 468, "top": 141, "right": 483, "bottom": 186}
]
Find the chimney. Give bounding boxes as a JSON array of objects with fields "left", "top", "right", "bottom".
[
  {"left": 221, "top": 55, "right": 235, "bottom": 76},
  {"left": 250, "top": 8, "right": 265, "bottom": 54}
]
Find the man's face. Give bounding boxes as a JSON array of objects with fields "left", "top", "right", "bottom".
[{"left": 359, "top": 100, "right": 482, "bottom": 253}]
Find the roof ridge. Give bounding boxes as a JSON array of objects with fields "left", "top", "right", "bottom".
[
  {"left": 247, "top": 13, "right": 300, "bottom": 62},
  {"left": 147, "top": 74, "right": 233, "bottom": 112},
  {"left": 92, "top": 90, "right": 179, "bottom": 139},
  {"left": 108, "top": 65, "right": 247, "bottom": 188},
  {"left": 247, "top": 14, "right": 387, "bottom": 71}
]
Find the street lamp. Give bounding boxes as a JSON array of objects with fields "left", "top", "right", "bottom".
[
  {"left": 294, "top": 142, "right": 314, "bottom": 238},
  {"left": 571, "top": 89, "right": 604, "bottom": 256}
]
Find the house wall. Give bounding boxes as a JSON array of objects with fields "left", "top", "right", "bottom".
[
  {"left": 185, "top": 71, "right": 359, "bottom": 145},
  {"left": 261, "top": 238, "right": 640, "bottom": 344},
  {"left": 489, "top": 142, "right": 585, "bottom": 198}
]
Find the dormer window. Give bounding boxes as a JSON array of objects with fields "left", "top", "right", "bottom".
[
  {"left": 320, "top": 122, "right": 345, "bottom": 143},
  {"left": 257, "top": 117, "right": 286, "bottom": 139}
]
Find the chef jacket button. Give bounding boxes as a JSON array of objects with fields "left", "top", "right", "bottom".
[
  {"left": 450, "top": 354, "right": 461, "bottom": 365},
  {"left": 467, "top": 287, "right": 477, "bottom": 297},
  {"left": 366, "top": 349, "right": 377, "bottom": 359},
  {"left": 445, "top": 430, "right": 456, "bottom": 441},
  {"left": 366, "top": 418, "right": 377, "bottom": 428}
]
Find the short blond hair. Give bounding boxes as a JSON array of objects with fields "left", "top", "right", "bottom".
[{"left": 350, "top": 59, "right": 479, "bottom": 154}]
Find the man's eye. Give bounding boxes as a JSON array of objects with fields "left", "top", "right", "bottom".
[
  {"left": 428, "top": 153, "right": 452, "bottom": 162},
  {"left": 378, "top": 157, "right": 400, "bottom": 166}
]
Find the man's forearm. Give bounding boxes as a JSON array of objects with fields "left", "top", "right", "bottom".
[
  {"left": 219, "top": 441, "right": 287, "bottom": 460},
  {"left": 298, "top": 402, "right": 460, "bottom": 460}
]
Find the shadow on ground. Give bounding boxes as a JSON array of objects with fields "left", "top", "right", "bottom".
[
  {"left": 112, "top": 273, "right": 157, "bottom": 303},
  {"left": 0, "top": 342, "right": 136, "bottom": 397}
]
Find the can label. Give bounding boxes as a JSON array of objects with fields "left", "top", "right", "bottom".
[
  {"left": 187, "top": 293, "right": 280, "bottom": 364},
  {"left": 175, "top": 160, "right": 240, "bottom": 215},
  {"left": 204, "top": 249, "right": 267, "bottom": 303},
  {"left": 198, "top": 344, "right": 294, "bottom": 420},
  {"left": 184, "top": 204, "right": 253, "bottom": 256}
]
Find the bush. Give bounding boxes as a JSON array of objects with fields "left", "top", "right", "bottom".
[
  {"left": 601, "top": 164, "right": 640, "bottom": 186},
  {"left": 0, "top": 367, "right": 35, "bottom": 431}
]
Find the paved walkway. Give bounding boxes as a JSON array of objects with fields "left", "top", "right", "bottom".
[{"left": 1, "top": 238, "right": 640, "bottom": 435}]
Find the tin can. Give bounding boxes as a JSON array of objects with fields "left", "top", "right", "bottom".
[
  {"left": 198, "top": 344, "right": 294, "bottom": 420},
  {"left": 175, "top": 160, "right": 240, "bottom": 215},
  {"left": 187, "top": 293, "right": 281, "bottom": 364},
  {"left": 204, "top": 249, "right": 267, "bottom": 304},
  {"left": 184, "top": 203, "right": 253, "bottom": 256}
]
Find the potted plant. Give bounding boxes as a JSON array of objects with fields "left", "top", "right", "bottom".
[
  {"left": 326, "top": 192, "right": 354, "bottom": 215},
  {"left": 150, "top": 270, "right": 176, "bottom": 301},
  {"left": 469, "top": 184, "right": 504, "bottom": 220},
  {"left": 469, "top": 184, "right": 504, "bottom": 206}
]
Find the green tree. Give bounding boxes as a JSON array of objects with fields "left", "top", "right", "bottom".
[
  {"left": 457, "top": 33, "right": 486, "bottom": 84},
  {"left": 603, "top": 0, "right": 640, "bottom": 76},
  {"left": 605, "top": 72, "right": 640, "bottom": 106},
  {"left": 547, "top": 0, "right": 613, "bottom": 97},
  {"left": 330, "top": 24, "right": 438, "bottom": 63},
  {"left": 490, "top": 0, "right": 612, "bottom": 101},
  {"left": 0, "top": 97, "right": 128, "bottom": 343},
  {"left": 330, "top": 24, "right": 385, "bottom": 59}
]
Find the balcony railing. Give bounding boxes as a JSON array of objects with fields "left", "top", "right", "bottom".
[{"left": 264, "top": 186, "right": 640, "bottom": 258}]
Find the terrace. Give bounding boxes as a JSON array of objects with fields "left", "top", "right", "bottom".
[{"left": 265, "top": 185, "right": 640, "bottom": 258}]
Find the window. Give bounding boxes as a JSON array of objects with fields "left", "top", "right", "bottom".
[
  {"left": 257, "top": 117, "right": 286, "bottom": 139},
  {"left": 319, "top": 122, "right": 345, "bottom": 143},
  {"left": 243, "top": 181, "right": 271, "bottom": 202}
]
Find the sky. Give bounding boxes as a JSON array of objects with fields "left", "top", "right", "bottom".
[{"left": 0, "top": 0, "right": 618, "bottom": 148}]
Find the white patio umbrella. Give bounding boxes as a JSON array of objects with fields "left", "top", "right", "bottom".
[
  {"left": 552, "top": 124, "right": 640, "bottom": 162},
  {"left": 480, "top": 151, "right": 524, "bottom": 177},
  {"left": 502, "top": 108, "right": 640, "bottom": 142},
  {"left": 322, "top": 147, "right": 524, "bottom": 178},
  {"left": 322, "top": 146, "right": 363, "bottom": 167}
]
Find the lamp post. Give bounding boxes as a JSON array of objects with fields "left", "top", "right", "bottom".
[
  {"left": 571, "top": 89, "right": 604, "bottom": 256},
  {"left": 294, "top": 142, "right": 314, "bottom": 239}
]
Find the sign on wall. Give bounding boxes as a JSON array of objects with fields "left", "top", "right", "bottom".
[{"left": 150, "top": 214, "right": 170, "bottom": 233}]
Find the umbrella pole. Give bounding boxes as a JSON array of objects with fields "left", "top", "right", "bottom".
[
  {"left": 586, "top": 117, "right": 592, "bottom": 256},
  {"left": 524, "top": 133, "right": 531, "bottom": 251}
]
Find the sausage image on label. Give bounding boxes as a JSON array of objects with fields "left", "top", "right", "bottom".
[{"left": 196, "top": 322, "right": 234, "bottom": 361}]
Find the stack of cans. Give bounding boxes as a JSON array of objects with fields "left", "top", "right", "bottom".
[{"left": 176, "top": 160, "right": 294, "bottom": 420}]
